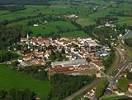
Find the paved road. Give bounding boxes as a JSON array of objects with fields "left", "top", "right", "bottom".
[{"left": 64, "top": 79, "right": 99, "bottom": 100}]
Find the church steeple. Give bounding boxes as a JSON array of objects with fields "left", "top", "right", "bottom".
[{"left": 27, "top": 33, "right": 29, "bottom": 39}]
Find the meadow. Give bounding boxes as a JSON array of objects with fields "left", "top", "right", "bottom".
[
  {"left": 62, "top": 30, "right": 87, "bottom": 38},
  {"left": 30, "top": 21, "right": 78, "bottom": 36},
  {"left": 0, "top": 0, "right": 131, "bottom": 36},
  {"left": 0, "top": 64, "right": 50, "bottom": 99}
]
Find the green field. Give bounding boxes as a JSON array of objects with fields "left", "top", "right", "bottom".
[
  {"left": 118, "top": 17, "right": 132, "bottom": 26},
  {"left": 0, "top": 5, "right": 91, "bottom": 21},
  {"left": 30, "top": 21, "right": 77, "bottom": 36},
  {"left": 0, "top": 1, "right": 131, "bottom": 36},
  {"left": 62, "top": 30, "right": 87, "bottom": 38},
  {"left": 0, "top": 64, "right": 50, "bottom": 99}
]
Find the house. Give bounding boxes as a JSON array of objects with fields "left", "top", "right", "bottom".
[
  {"left": 33, "top": 24, "right": 39, "bottom": 27},
  {"left": 128, "top": 84, "right": 132, "bottom": 93}
]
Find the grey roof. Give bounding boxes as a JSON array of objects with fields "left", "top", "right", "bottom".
[{"left": 51, "top": 59, "right": 88, "bottom": 67}]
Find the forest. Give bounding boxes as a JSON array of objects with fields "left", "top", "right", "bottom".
[{"left": 0, "top": 25, "right": 27, "bottom": 49}]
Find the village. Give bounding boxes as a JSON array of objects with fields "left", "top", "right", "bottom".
[{"left": 16, "top": 34, "right": 111, "bottom": 77}]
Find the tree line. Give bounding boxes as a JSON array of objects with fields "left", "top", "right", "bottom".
[
  {"left": 0, "top": 0, "right": 49, "bottom": 5},
  {"left": 0, "top": 5, "right": 25, "bottom": 12},
  {"left": 0, "top": 24, "right": 27, "bottom": 50},
  {"left": 0, "top": 89, "right": 36, "bottom": 100},
  {"left": 0, "top": 51, "right": 19, "bottom": 63}
]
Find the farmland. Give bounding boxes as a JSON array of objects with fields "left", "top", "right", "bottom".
[
  {"left": 0, "top": 64, "right": 50, "bottom": 99},
  {"left": 0, "top": 0, "right": 131, "bottom": 37}
]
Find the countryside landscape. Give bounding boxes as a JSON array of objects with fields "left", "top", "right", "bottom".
[{"left": 0, "top": 0, "right": 132, "bottom": 100}]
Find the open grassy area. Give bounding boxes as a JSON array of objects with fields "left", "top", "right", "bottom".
[
  {"left": 76, "top": 17, "right": 96, "bottom": 27},
  {"left": 62, "top": 30, "right": 87, "bottom": 38},
  {"left": 0, "top": 5, "right": 91, "bottom": 21},
  {"left": 0, "top": 1, "right": 131, "bottom": 27},
  {"left": 0, "top": 64, "right": 50, "bottom": 99},
  {"left": 117, "top": 77, "right": 128, "bottom": 92},
  {"left": 31, "top": 21, "right": 77, "bottom": 36},
  {"left": 0, "top": 1, "right": 131, "bottom": 38},
  {"left": 118, "top": 17, "right": 132, "bottom": 26}
]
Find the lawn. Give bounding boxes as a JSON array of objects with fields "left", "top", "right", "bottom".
[{"left": 0, "top": 64, "right": 50, "bottom": 99}]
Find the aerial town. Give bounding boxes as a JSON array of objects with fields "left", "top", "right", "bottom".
[
  {"left": 17, "top": 35, "right": 110, "bottom": 77},
  {"left": 0, "top": 0, "right": 132, "bottom": 100}
]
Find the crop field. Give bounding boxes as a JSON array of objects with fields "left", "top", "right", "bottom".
[
  {"left": 0, "top": 5, "right": 91, "bottom": 21},
  {"left": 0, "top": 0, "right": 131, "bottom": 36},
  {"left": 0, "top": 64, "right": 50, "bottom": 99}
]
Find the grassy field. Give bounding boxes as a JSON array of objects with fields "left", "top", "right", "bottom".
[
  {"left": 0, "top": 1, "right": 131, "bottom": 37},
  {"left": 118, "top": 17, "right": 132, "bottom": 26},
  {"left": 76, "top": 17, "right": 96, "bottom": 27},
  {"left": 62, "top": 30, "right": 87, "bottom": 38},
  {"left": 31, "top": 21, "right": 77, "bottom": 36},
  {"left": 0, "top": 5, "right": 91, "bottom": 21},
  {"left": 117, "top": 77, "right": 128, "bottom": 92},
  {"left": 0, "top": 64, "right": 50, "bottom": 99},
  {"left": 0, "top": 2, "right": 131, "bottom": 26}
]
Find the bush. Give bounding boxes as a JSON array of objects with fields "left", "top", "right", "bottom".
[{"left": 0, "top": 51, "right": 19, "bottom": 63}]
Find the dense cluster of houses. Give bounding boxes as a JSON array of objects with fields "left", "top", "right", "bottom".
[{"left": 17, "top": 35, "right": 111, "bottom": 76}]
